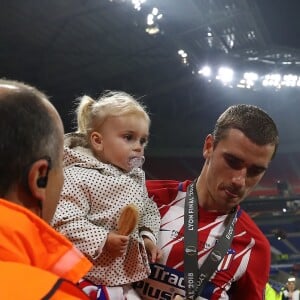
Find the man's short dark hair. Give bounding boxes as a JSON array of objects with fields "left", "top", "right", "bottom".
[
  {"left": 212, "top": 104, "right": 279, "bottom": 159},
  {"left": 0, "top": 79, "right": 61, "bottom": 195}
]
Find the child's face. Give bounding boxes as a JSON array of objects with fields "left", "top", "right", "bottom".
[{"left": 92, "top": 114, "right": 149, "bottom": 172}]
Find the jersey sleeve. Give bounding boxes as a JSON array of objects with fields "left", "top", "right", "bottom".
[
  {"left": 229, "top": 224, "right": 271, "bottom": 299},
  {"left": 146, "top": 180, "right": 191, "bottom": 207}
]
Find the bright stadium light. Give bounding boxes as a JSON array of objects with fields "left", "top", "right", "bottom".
[
  {"left": 216, "top": 67, "right": 234, "bottom": 83},
  {"left": 131, "top": 0, "right": 146, "bottom": 11},
  {"left": 262, "top": 73, "right": 281, "bottom": 87},
  {"left": 282, "top": 74, "right": 298, "bottom": 87},
  {"left": 198, "top": 66, "right": 212, "bottom": 77}
]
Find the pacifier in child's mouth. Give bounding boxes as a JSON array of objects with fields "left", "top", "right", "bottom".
[{"left": 128, "top": 156, "right": 145, "bottom": 169}]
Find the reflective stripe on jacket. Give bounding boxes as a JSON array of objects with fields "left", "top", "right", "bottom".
[{"left": 0, "top": 261, "right": 89, "bottom": 299}]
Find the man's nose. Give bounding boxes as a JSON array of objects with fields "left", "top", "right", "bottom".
[{"left": 232, "top": 168, "right": 247, "bottom": 187}]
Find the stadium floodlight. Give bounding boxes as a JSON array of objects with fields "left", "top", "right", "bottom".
[
  {"left": 198, "top": 66, "right": 211, "bottom": 77},
  {"left": 262, "top": 73, "right": 281, "bottom": 87},
  {"left": 178, "top": 49, "right": 188, "bottom": 58},
  {"left": 131, "top": 0, "right": 146, "bottom": 11},
  {"left": 216, "top": 67, "right": 234, "bottom": 83},
  {"left": 282, "top": 74, "right": 298, "bottom": 87}
]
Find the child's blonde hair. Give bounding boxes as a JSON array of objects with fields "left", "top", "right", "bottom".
[{"left": 76, "top": 90, "right": 150, "bottom": 135}]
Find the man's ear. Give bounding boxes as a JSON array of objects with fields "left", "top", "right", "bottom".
[
  {"left": 203, "top": 134, "right": 214, "bottom": 159},
  {"left": 90, "top": 131, "right": 103, "bottom": 151},
  {"left": 27, "top": 159, "right": 49, "bottom": 202}
]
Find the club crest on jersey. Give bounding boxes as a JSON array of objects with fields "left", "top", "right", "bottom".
[{"left": 217, "top": 248, "right": 236, "bottom": 271}]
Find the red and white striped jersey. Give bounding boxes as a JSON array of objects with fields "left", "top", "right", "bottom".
[{"left": 134, "top": 180, "right": 270, "bottom": 300}]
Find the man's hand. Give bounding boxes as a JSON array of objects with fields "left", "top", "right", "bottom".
[{"left": 103, "top": 232, "right": 129, "bottom": 258}]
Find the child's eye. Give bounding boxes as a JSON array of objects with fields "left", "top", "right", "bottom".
[
  {"left": 140, "top": 138, "right": 148, "bottom": 146},
  {"left": 124, "top": 134, "right": 133, "bottom": 141}
]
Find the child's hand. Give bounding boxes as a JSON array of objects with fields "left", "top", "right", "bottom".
[
  {"left": 173, "top": 296, "right": 184, "bottom": 300},
  {"left": 104, "top": 232, "right": 129, "bottom": 258},
  {"left": 143, "top": 236, "right": 163, "bottom": 263}
]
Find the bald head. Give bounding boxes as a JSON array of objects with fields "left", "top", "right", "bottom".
[{"left": 0, "top": 79, "right": 64, "bottom": 201}]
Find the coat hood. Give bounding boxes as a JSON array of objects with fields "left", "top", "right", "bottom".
[{"left": 64, "top": 132, "right": 104, "bottom": 169}]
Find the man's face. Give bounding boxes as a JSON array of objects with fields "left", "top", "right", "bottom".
[
  {"left": 202, "top": 128, "right": 275, "bottom": 213},
  {"left": 287, "top": 281, "right": 296, "bottom": 292}
]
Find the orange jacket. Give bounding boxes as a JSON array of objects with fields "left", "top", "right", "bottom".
[
  {"left": 0, "top": 198, "right": 92, "bottom": 283},
  {"left": 0, "top": 261, "right": 89, "bottom": 299}
]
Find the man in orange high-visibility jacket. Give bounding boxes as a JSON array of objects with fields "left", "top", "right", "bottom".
[
  {"left": 0, "top": 199, "right": 91, "bottom": 285},
  {"left": 0, "top": 79, "right": 92, "bottom": 299},
  {"left": 0, "top": 262, "right": 89, "bottom": 300}
]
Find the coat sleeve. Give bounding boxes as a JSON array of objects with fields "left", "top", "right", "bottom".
[
  {"left": 139, "top": 193, "right": 161, "bottom": 243},
  {"left": 51, "top": 167, "right": 108, "bottom": 261}
]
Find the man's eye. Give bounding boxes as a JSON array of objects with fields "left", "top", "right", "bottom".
[
  {"left": 226, "top": 157, "right": 241, "bottom": 170},
  {"left": 247, "top": 167, "right": 265, "bottom": 177}
]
